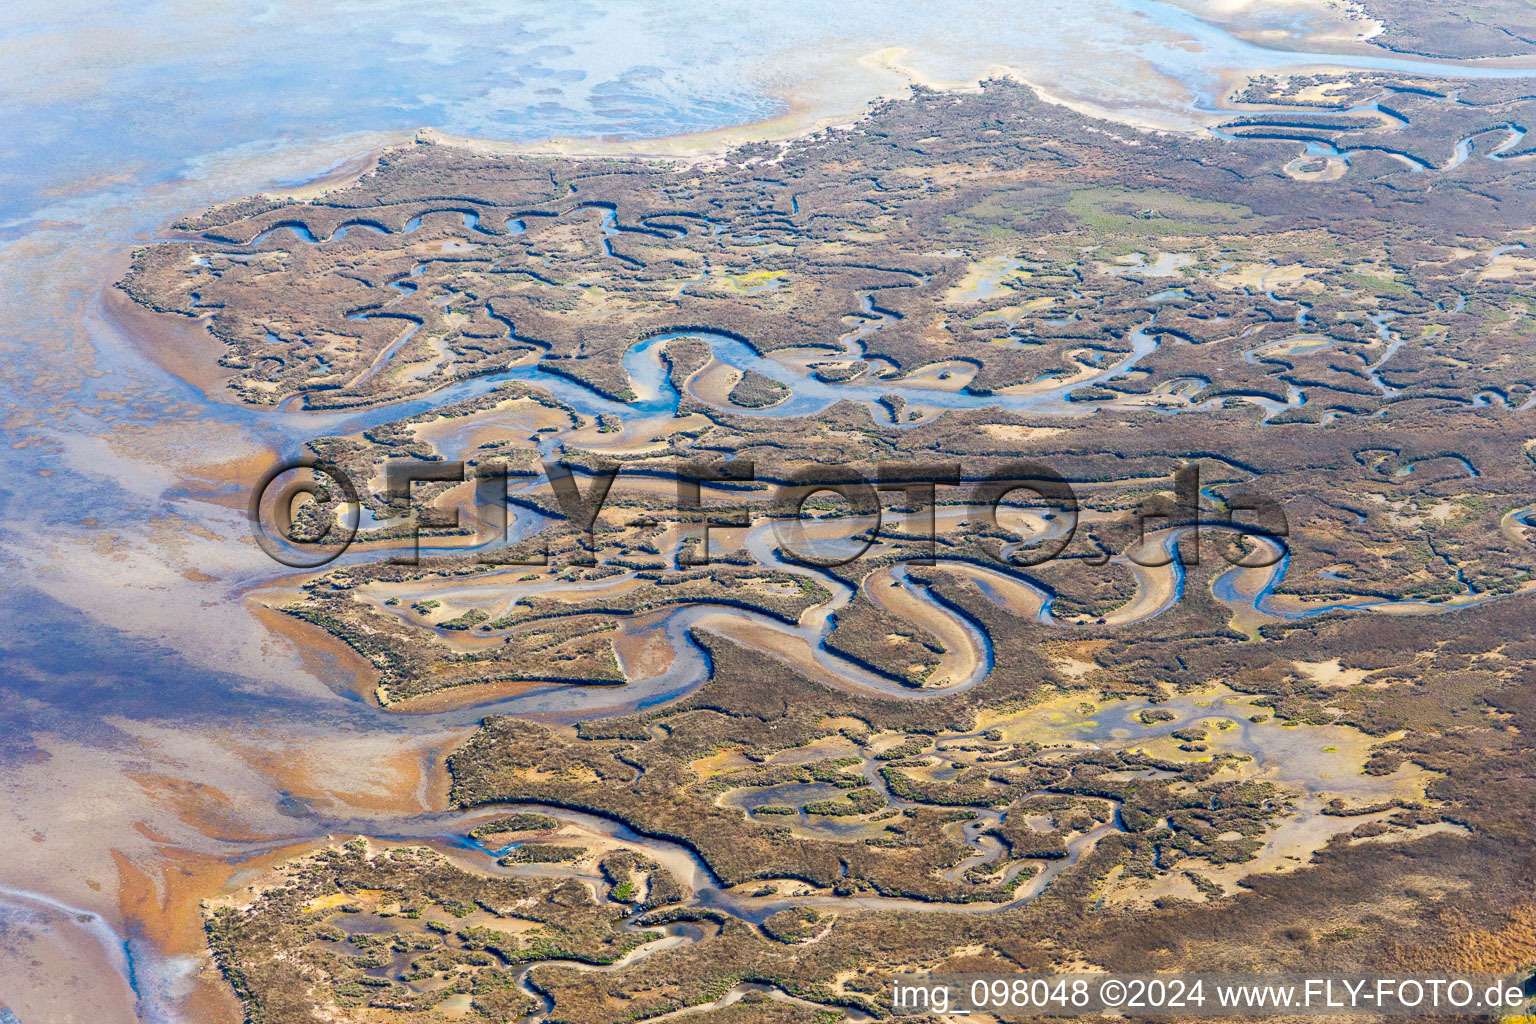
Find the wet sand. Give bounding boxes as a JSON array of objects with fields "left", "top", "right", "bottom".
[
  {"left": 102, "top": 285, "right": 241, "bottom": 403},
  {"left": 864, "top": 565, "right": 982, "bottom": 686},
  {"left": 1166, "top": 0, "right": 1383, "bottom": 53},
  {"left": 12, "top": 8, "right": 1536, "bottom": 1021},
  {"left": 0, "top": 893, "right": 143, "bottom": 1024}
]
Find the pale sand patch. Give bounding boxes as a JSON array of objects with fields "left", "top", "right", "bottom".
[
  {"left": 1107, "top": 559, "right": 1179, "bottom": 625},
  {"left": 1422, "top": 499, "right": 1459, "bottom": 523},
  {"left": 602, "top": 474, "right": 756, "bottom": 506},
  {"left": 1285, "top": 153, "right": 1349, "bottom": 182},
  {"left": 563, "top": 411, "right": 713, "bottom": 454},
  {"left": 768, "top": 347, "right": 868, "bottom": 381},
  {"left": 863, "top": 566, "right": 982, "bottom": 687},
  {"left": 1500, "top": 504, "right": 1536, "bottom": 546},
  {"left": 978, "top": 424, "right": 1066, "bottom": 444},
  {"left": 945, "top": 255, "right": 1032, "bottom": 303},
  {"left": 424, "top": 37, "right": 1205, "bottom": 168},
  {"left": 1480, "top": 252, "right": 1536, "bottom": 281},
  {"left": 993, "top": 358, "right": 1104, "bottom": 396},
  {"left": 1294, "top": 81, "right": 1365, "bottom": 103},
  {"left": 614, "top": 621, "right": 677, "bottom": 682},
  {"left": 689, "top": 359, "right": 743, "bottom": 406},
  {"left": 893, "top": 360, "right": 980, "bottom": 392},
  {"left": 1054, "top": 655, "right": 1100, "bottom": 679},
  {"left": 937, "top": 563, "right": 1049, "bottom": 620},
  {"left": 1113, "top": 377, "right": 1210, "bottom": 410},
  {"left": 728, "top": 878, "right": 823, "bottom": 901},
  {"left": 1215, "top": 557, "right": 1287, "bottom": 636},
  {"left": 1167, "top": 0, "right": 1384, "bottom": 49},
  {"left": 692, "top": 613, "right": 860, "bottom": 695},
  {"left": 1097, "top": 252, "right": 1194, "bottom": 278},
  {"left": 943, "top": 536, "right": 1176, "bottom": 627},
  {"left": 1349, "top": 820, "right": 1470, "bottom": 848},
  {"left": 409, "top": 395, "right": 573, "bottom": 453},
  {"left": 1294, "top": 657, "right": 1379, "bottom": 689},
  {"left": 412, "top": 42, "right": 931, "bottom": 167},
  {"left": 1249, "top": 333, "right": 1334, "bottom": 359},
  {"left": 1215, "top": 262, "right": 1322, "bottom": 291},
  {"left": 262, "top": 147, "right": 391, "bottom": 201}
]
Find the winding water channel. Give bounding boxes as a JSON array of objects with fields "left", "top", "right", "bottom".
[{"left": 11, "top": 3, "right": 1536, "bottom": 1021}]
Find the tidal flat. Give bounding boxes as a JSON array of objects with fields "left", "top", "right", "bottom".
[{"left": 8, "top": 1, "right": 1536, "bottom": 1022}]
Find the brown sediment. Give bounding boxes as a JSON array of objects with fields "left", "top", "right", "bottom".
[
  {"left": 103, "top": 723, "right": 471, "bottom": 1019},
  {"left": 180, "top": 969, "right": 246, "bottom": 1024},
  {"left": 171, "top": 447, "right": 284, "bottom": 512},
  {"left": 419, "top": 734, "right": 462, "bottom": 810},
  {"left": 113, "top": 847, "right": 229, "bottom": 954},
  {"left": 939, "top": 563, "right": 1049, "bottom": 619},
  {"left": 383, "top": 677, "right": 623, "bottom": 715},
  {"left": 149, "top": 838, "right": 342, "bottom": 930},
  {"left": 230, "top": 740, "right": 439, "bottom": 814},
  {"left": 409, "top": 396, "right": 572, "bottom": 452},
  {"left": 249, "top": 597, "right": 377, "bottom": 702},
  {"left": 891, "top": 359, "right": 979, "bottom": 392},
  {"left": 863, "top": 566, "right": 979, "bottom": 686},
  {"left": 692, "top": 613, "right": 852, "bottom": 694},
  {"left": 102, "top": 284, "right": 240, "bottom": 400},
  {"left": 124, "top": 772, "right": 274, "bottom": 844},
  {"left": 106, "top": 846, "right": 246, "bottom": 1024},
  {"left": 265, "top": 146, "right": 393, "bottom": 202},
  {"left": 994, "top": 356, "right": 1105, "bottom": 396},
  {"left": 1111, "top": 559, "right": 1179, "bottom": 625},
  {"left": 563, "top": 412, "right": 712, "bottom": 453},
  {"left": 613, "top": 619, "right": 676, "bottom": 681},
  {"left": 131, "top": 820, "right": 178, "bottom": 844},
  {"left": 689, "top": 358, "right": 742, "bottom": 406},
  {"left": 601, "top": 476, "right": 745, "bottom": 503}
]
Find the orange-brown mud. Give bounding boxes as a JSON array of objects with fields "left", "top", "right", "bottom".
[
  {"left": 249, "top": 597, "right": 378, "bottom": 703},
  {"left": 384, "top": 678, "right": 625, "bottom": 715}
]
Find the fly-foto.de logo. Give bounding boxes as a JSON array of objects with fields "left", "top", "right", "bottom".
[{"left": 250, "top": 457, "right": 1288, "bottom": 572}]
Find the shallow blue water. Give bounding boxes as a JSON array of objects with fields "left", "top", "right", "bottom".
[
  {"left": 4, "top": 0, "right": 1532, "bottom": 731},
  {"left": 3, "top": 10, "right": 1534, "bottom": 1019}
]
